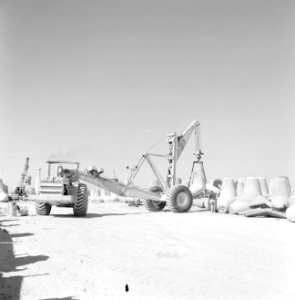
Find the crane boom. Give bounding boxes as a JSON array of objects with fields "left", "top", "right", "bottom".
[
  {"left": 167, "top": 120, "right": 202, "bottom": 186},
  {"left": 76, "top": 170, "right": 162, "bottom": 201},
  {"left": 19, "top": 157, "right": 30, "bottom": 189},
  {"left": 126, "top": 120, "right": 203, "bottom": 189},
  {"left": 175, "top": 120, "right": 200, "bottom": 161}
]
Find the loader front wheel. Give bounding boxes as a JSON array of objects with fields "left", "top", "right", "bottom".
[
  {"left": 73, "top": 183, "right": 88, "bottom": 217},
  {"left": 144, "top": 186, "right": 166, "bottom": 212},
  {"left": 167, "top": 185, "right": 193, "bottom": 213},
  {"left": 35, "top": 202, "right": 51, "bottom": 215}
]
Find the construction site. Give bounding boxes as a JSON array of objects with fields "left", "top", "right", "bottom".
[
  {"left": 1, "top": 1, "right": 295, "bottom": 300},
  {"left": 1, "top": 118, "right": 295, "bottom": 299}
]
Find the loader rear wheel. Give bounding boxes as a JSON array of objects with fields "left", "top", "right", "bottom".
[
  {"left": 144, "top": 186, "right": 166, "bottom": 212},
  {"left": 167, "top": 185, "right": 193, "bottom": 213},
  {"left": 35, "top": 202, "right": 51, "bottom": 215},
  {"left": 73, "top": 183, "right": 88, "bottom": 217}
]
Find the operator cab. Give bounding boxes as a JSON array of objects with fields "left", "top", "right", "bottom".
[{"left": 45, "top": 160, "right": 80, "bottom": 181}]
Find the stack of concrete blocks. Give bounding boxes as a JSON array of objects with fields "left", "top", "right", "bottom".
[
  {"left": 89, "top": 189, "right": 95, "bottom": 202},
  {"left": 286, "top": 187, "right": 295, "bottom": 222},
  {"left": 90, "top": 187, "right": 121, "bottom": 202},
  {"left": 89, "top": 188, "right": 100, "bottom": 201},
  {"left": 0, "top": 191, "right": 8, "bottom": 203},
  {"left": 217, "top": 178, "right": 236, "bottom": 213},
  {"left": 267, "top": 176, "right": 295, "bottom": 222},
  {"left": 190, "top": 169, "right": 207, "bottom": 209},
  {"left": 236, "top": 178, "right": 245, "bottom": 197},
  {"left": 269, "top": 177, "right": 290, "bottom": 210},
  {"left": 229, "top": 177, "right": 270, "bottom": 214},
  {"left": 100, "top": 188, "right": 119, "bottom": 201},
  {"left": 0, "top": 179, "right": 9, "bottom": 215},
  {"left": 96, "top": 189, "right": 101, "bottom": 198},
  {"left": 258, "top": 177, "right": 269, "bottom": 198},
  {"left": 278, "top": 176, "right": 292, "bottom": 193},
  {"left": 89, "top": 188, "right": 109, "bottom": 202},
  {"left": 110, "top": 192, "right": 119, "bottom": 201},
  {"left": 0, "top": 179, "right": 9, "bottom": 202},
  {"left": 103, "top": 188, "right": 110, "bottom": 196},
  {"left": 190, "top": 170, "right": 206, "bottom": 197},
  {"left": 288, "top": 182, "right": 295, "bottom": 208}
]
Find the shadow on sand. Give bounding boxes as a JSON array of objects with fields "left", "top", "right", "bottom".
[
  {"left": 39, "top": 297, "right": 79, "bottom": 300},
  {"left": 50, "top": 208, "right": 207, "bottom": 218},
  {"left": 50, "top": 211, "right": 150, "bottom": 218},
  {"left": 10, "top": 232, "right": 34, "bottom": 238},
  {"left": 0, "top": 219, "right": 49, "bottom": 300}
]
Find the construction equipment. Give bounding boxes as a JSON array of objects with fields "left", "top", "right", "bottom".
[
  {"left": 28, "top": 161, "right": 88, "bottom": 216},
  {"left": 124, "top": 119, "right": 208, "bottom": 212},
  {"left": 29, "top": 120, "right": 217, "bottom": 215},
  {"left": 28, "top": 159, "right": 161, "bottom": 216},
  {"left": 11, "top": 157, "right": 31, "bottom": 201},
  {"left": 80, "top": 119, "right": 213, "bottom": 214}
]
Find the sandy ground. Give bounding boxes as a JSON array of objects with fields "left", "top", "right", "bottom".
[{"left": 1, "top": 201, "right": 295, "bottom": 300}]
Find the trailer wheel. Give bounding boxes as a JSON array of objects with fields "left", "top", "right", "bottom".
[
  {"left": 35, "top": 202, "right": 51, "bottom": 215},
  {"left": 73, "top": 183, "right": 88, "bottom": 217},
  {"left": 144, "top": 186, "right": 166, "bottom": 212},
  {"left": 167, "top": 185, "right": 193, "bottom": 213}
]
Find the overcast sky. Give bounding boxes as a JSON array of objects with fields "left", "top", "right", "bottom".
[{"left": 0, "top": 0, "right": 294, "bottom": 189}]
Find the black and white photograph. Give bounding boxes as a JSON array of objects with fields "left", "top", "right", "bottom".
[{"left": 1, "top": 0, "right": 295, "bottom": 299}]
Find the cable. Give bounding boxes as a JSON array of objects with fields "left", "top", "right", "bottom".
[{"left": 146, "top": 136, "right": 166, "bottom": 152}]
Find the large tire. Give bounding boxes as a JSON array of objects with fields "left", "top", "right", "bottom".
[
  {"left": 35, "top": 202, "right": 51, "bottom": 215},
  {"left": 144, "top": 186, "right": 166, "bottom": 212},
  {"left": 167, "top": 185, "right": 193, "bottom": 213},
  {"left": 73, "top": 183, "right": 88, "bottom": 217}
]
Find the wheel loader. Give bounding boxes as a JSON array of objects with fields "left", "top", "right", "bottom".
[{"left": 28, "top": 161, "right": 88, "bottom": 216}]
